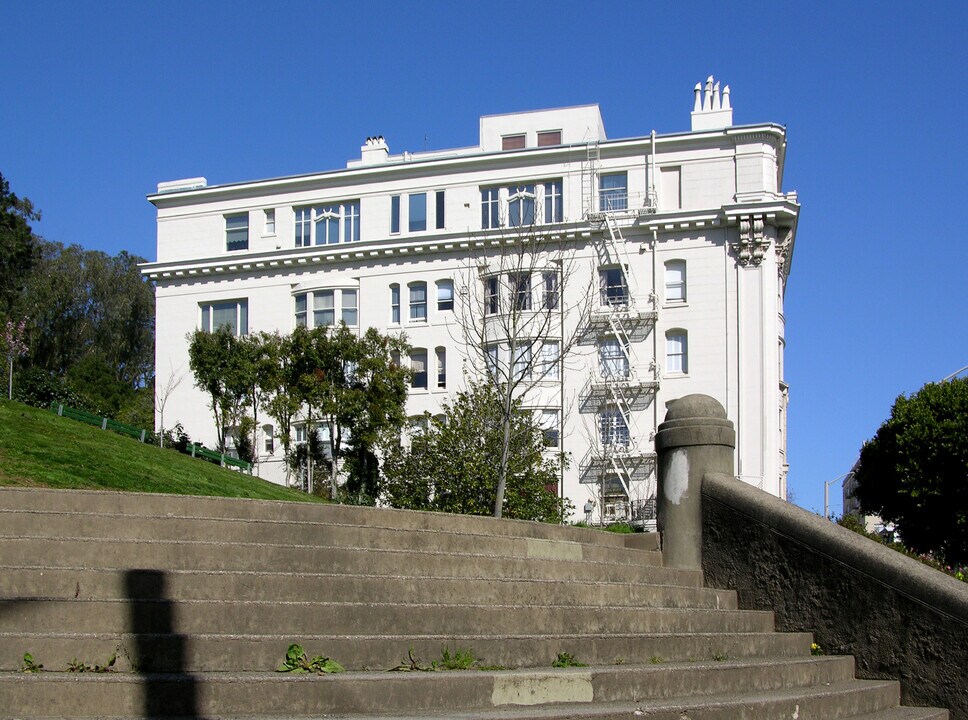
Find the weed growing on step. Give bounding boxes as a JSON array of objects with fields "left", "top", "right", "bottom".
[
  {"left": 552, "top": 652, "right": 587, "bottom": 668},
  {"left": 433, "top": 647, "right": 477, "bottom": 671},
  {"left": 21, "top": 653, "right": 43, "bottom": 672},
  {"left": 390, "top": 646, "right": 432, "bottom": 672},
  {"left": 649, "top": 655, "right": 663, "bottom": 664},
  {"left": 477, "top": 664, "right": 508, "bottom": 671},
  {"left": 811, "top": 642, "right": 824, "bottom": 656},
  {"left": 276, "top": 644, "right": 345, "bottom": 674},
  {"left": 712, "top": 652, "right": 728, "bottom": 661},
  {"left": 67, "top": 653, "right": 116, "bottom": 673}
]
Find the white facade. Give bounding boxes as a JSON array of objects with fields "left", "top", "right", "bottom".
[{"left": 144, "top": 77, "right": 799, "bottom": 524}]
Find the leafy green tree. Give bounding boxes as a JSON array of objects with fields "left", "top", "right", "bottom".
[
  {"left": 0, "top": 172, "right": 41, "bottom": 319},
  {"left": 12, "top": 241, "right": 154, "bottom": 405},
  {"left": 854, "top": 378, "right": 968, "bottom": 565},
  {"left": 260, "top": 331, "right": 303, "bottom": 486},
  {"left": 187, "top": 326, "right": 246, "bottom": 452},
  {"left": 291, "top": 324, "right": 410, "bottom": 498},
  {"left": 382, "top": 380, "right": 569, "bottom": 523}
]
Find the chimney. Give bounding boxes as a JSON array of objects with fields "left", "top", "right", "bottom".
[
  {"left": 690, "top": 76, "right": 733, "bottom": 131},
  {"left": 360, "top": 136, "right": 389, "bottom": 165}
]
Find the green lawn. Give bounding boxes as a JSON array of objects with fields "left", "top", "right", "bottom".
[{"left": 0, "top": 399, "right": 323, "bottom": 503}]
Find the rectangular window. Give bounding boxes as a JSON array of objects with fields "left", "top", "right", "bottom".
[
  {"left": 409, "top": 282, "right": 427, "bottom": 322},
  {"left": 314, "top": 290, "right": 335, "bottom": 327},
  {"left": 666, "top": 332, "right": 688, "bottom": 374},
  {"left": 390, "top": 195, "right": 400, "bottom": 234},
  {"left": 543, "top": 180, "right": 563, "bottom": 223},
  {"left": 485, "top": 276, "right": 499, "bottom": 315},
  {"left": 436, "top": 347, "right": 446, "bottom": 389},
  {"left": 294, "top": 294, "right": 307, "bottom": 327},
  {"left": 537, "top": 130, "right": 562, "bottom": 147},
  {"left": 341, "top": 289, "right": 358, "bottom": 326},
  {"left": 295, "top": 208, "right": 312, "bottom": 247},
  {"left": 200, "top": 299, "right": 248, "bottom": 336},
  {"left": 225, "top": 213, "right": 249, "bottom": 252},
  {"left": 508, "top": 184, "right": 535, "bottom": 227},
  {"left": 264, "top": 209, "right": 275, "bottom": 234},
  {"left": 502, "top": 134, "right": 526, "bottom": 150},
  {"left": 390, "top": 284, "right": 400, "bottom": 324},
  {"left": 539, "top": 409, "right": 560, "bottom": 447},
  {"left": 510, "top": 272, "right": 531, "bottom": 311},
  {"left": 485, "top": 344, "right": 499, "bottom": 379},
  {"left": 599, "top": 338, "right": 629, "bottom": 378},
  {"left": 600, "top": 407, "right": 630, "bottom": 449},
  {"left": 665, "top": 260, "right": 686, "bottom": 303},
  {"left": 264, "top": 425, "right": 275, "bottom": 453},
  {"left": 512, "top": 344, "right": 531, "bottom": 381},
  {"left": 481, "top": 187, "right": 500, "bottom": 229},
  {"left": 437, "top": 280, "right": 454, "bottom": 311},
  {"left": 600, "top": 267, "right": 628, "bottom": 306},
  {"left": 435, "top": 190, "right": 445, "bottom": 229},
  {"left": 543, "top": 271, "right": 559, "bottom": 310},
  {"left": 344, "top": 201, "right": 360, "bottom": 242},
  {"left": 599, "top": 172, "right": 628, "bottom": 212},
  {"left": 411, "top": 350, "right": 428, "bottom": 389},
  {"left": 409, "top": 193, "right": 427, "bottom": 232},
  {"left": 540, "top": 341, "right": 560, "bottom": 380}
]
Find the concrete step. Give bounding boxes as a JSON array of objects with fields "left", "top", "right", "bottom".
[
  {"left": 0, "top": 598, "right": 775, "bottom": 636},
  {"left": 328, "top": 681, "right": 913, "bottom": 720},
  {"left": 0, "top": 630, "right": 812, "bottom": 672},
  {"left": 0, "top": 536, "right": 694, "bottom": 585},
  {"left": 0, "top": 656, "right": 867, "bottom": 718},
  {"left": 0, "top": 564, "right": 734, "bottom": 609},
  {"left": 0, "top": 487, "right": 641, "bottom": 549},
  {"left": 0, "top": 509, "right": 658, "bottom": 566}
]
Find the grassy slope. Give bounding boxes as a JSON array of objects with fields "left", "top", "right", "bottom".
[{"left": 0, "top": 399, "right": 323, "bottom": 503}]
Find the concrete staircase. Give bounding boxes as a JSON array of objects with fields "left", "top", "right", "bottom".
[{"left": 0, "top": 487, "right": 948, "bottom": 719}]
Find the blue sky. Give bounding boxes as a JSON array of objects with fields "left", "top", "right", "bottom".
[{"left": 3, "top": 1, "right": 966, "bottom": 515}]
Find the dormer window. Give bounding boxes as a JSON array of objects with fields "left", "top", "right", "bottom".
[
  {"left": 502, "top": 134, "right": 526, "bottom": 150},
  {"left": 537, "top": 130, "right": 561, "bottom": 147}
]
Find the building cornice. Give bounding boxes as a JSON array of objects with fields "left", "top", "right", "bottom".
[{"left": 141, "top": 223, "right": 593, "bottom": 281}]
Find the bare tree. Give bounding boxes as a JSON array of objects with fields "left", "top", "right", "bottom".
[
  {"left": 155, "top": 361, "right": 185, "bottom": 447},
  {"left": 453, "top": 219, "right": 592, "bottom": 518}
]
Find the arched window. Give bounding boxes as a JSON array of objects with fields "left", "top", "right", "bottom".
[
  {"left": 435, "top": 347, "right": 447, "bottom": 389},
  {"left": 666, "top": 330, "right": 688, "bottom": 374}
]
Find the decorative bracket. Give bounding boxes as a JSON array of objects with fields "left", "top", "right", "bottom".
[{"left": 732, "top": 215, "right": 770, "bottom": 267}]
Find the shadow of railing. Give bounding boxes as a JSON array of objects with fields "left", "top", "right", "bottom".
[{"left": 125, "top": 569, "right": 200, "bottom": 718}]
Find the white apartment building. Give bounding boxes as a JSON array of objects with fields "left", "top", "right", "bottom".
[{"left": 143, "top": 77, "right": 799, "bottom": 525}]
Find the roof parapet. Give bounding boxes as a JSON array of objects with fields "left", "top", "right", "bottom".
[{"left": 157, "top": 177, "right": 207, "bottom": 193}]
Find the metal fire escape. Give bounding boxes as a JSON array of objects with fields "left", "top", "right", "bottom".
[{"left": 580, "top": 141, "right": 660, "bottom": 527}]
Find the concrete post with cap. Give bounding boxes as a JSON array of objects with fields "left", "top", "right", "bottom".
[{"left": 655, "top": 394, "right": 736, "bottom": 571}]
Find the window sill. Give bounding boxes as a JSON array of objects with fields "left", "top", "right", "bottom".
[{"left": 663, "top": 301, "right": 688, "bottom": 309}]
